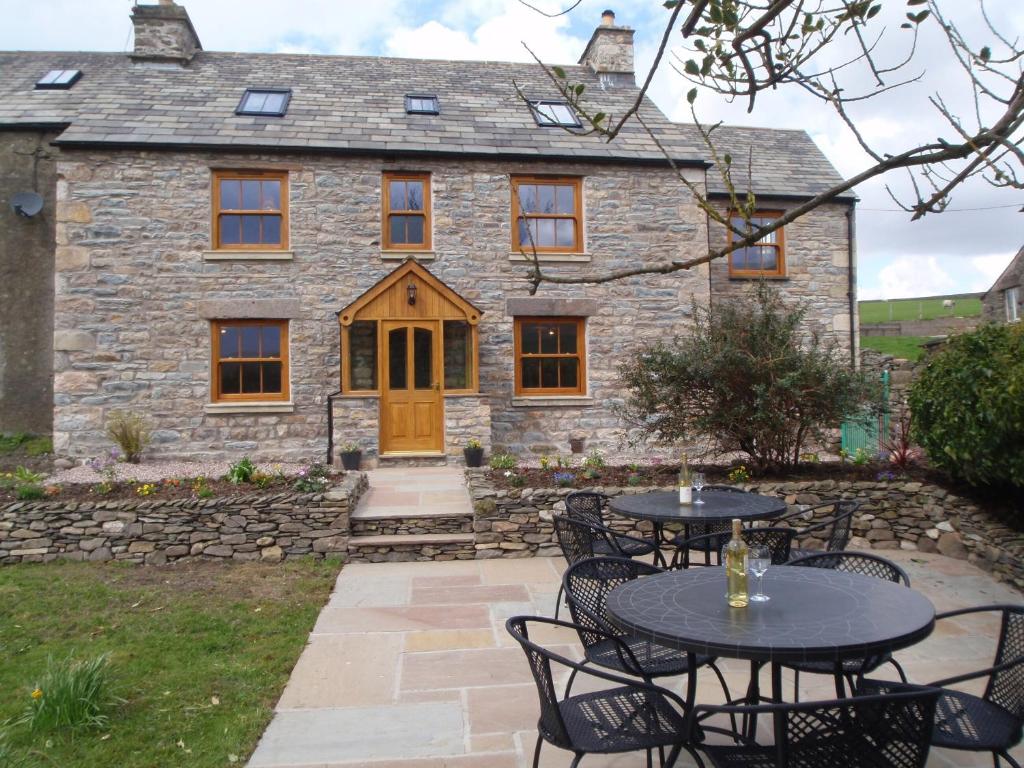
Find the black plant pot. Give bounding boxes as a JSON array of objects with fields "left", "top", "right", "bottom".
[
  {"left": 464, "top": 447, "right": 484, "bottom": 467},
  {"left": 569, "top": 438, "right": 585, "bottom": 454},
  {"left": 340, "top": 450, "right": 362, "bottom": 470}
]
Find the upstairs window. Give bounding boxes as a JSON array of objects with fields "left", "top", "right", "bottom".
[
  {"left": 383, "top": 172, "right": 431, "bottom": 250},
  {"left": 1007, "top": 287, "right": 1020, "bottom": 323},
  {"left": 236, "top": 89, "right": 291, "bottom": 116},
  {"left": 728, "top": 211, "right": 786, "bottom": 277},
  {"left": 529, "top": 100, "right": 581, "bottom": 128},
  {"left": 405, "top": 94, "right": 440, "bottom": 115},
  {"left": 212, "top": 170, "right": 288, "bottom": 250},
  {"left": 514, "top": 317, "right": 586, "bottom": 396},
  {"left": 211, "top": 320, "right": 289, "bottom": 402},
  {"left": 35, "top": 69, "right": 82, "bottom": 90},
  {"left": 511, "top": 176, "right": 582, "bottom": 253}
]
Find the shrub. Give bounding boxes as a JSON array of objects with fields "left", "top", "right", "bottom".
[
  {"left": 616, "top": 284, "right": 879, "bottom": 473},
  {"left": 15, "top": 484, "right": 45, "bottom": 501},
  {"left": 909, "top": 323, "right": 1024, "bottom": 490},
  {"left": 727, "top": 465, "right": 750, "bottom": 483},
  {"left": 105, "top": 412, "right": 150, "bottom": 464},
  {"left": 581, "top": 449, "right": 605, "bottom": 470},
  {"left": 24, "top": 654, "right": 119, "bottom": 735},
  {"left": 489, "top": 453, "right": 517, "bottom": 470},
  {"left": 192, "top": 476, "right": 214, "bottom": 499},
  {"left": 226, "top": 456, "right": 256, "bottom": 484},
  {"left": 294, "top": 462, "right": 330, "bottom": 493}
]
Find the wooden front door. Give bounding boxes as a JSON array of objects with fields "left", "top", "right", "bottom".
[{"left": 380, "top": 320, "right": 443, "bottom": 454}]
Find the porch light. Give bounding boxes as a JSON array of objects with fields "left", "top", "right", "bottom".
[{"left": 407, "top": 279, "right": 417, "bottom": 305}]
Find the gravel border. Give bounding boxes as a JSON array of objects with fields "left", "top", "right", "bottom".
[{"left": 47, "top": 461, "right": 309, "bottom": 485}]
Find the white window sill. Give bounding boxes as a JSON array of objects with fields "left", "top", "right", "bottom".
[
  {"left": 203, "top": 250, "right": 294, "bottom": 261},
  {"left": 512, "top": 396, "right": 594, "bottom": 407},
  {"left": 381, "top": 250, "right": 436, "bottom": 261},
  {"left": 508, "top": 252, "right": 591, "bottom": 263},
  {"left": 204, "top": 402, "right": 295, "bottom": 414}
]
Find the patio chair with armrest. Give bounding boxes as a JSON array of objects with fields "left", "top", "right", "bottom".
[
  {"left": 566, "top": 490, "right": 659, "bottom": 560},
  {"left": 684, "top": 688, "right": 940, "bottom": 768},
  {"left": 551, "top": 514, "right": 666, "bottom": 619},
  {"left": 506, "top": 614, "right": 702, "bottom": 768},
  {"left": 783, "top": 551, "right": 911, "bottom": 697},
  {"left": 669, "top": 527, "right": 796, "bottom": 570},
  {"left": 774, "top": 499, "right": 860, "bottom": 560},
  {"left": 859, "top": 604, "right": 1024, "bottom": 768},
  {"left": 562, "top": 556, "right": 732, "bottom": 704}
]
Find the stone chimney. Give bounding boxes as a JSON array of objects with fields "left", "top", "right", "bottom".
[
  {"left": 578, "top": 9, "right": 635, "bottom": 86},
  {"left": 130, "top": 1, "right": 202, "bottom": 65}
]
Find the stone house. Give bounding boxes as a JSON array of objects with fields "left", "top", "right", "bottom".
[
  {"left": 0, "top": 2, "right": 856, "bottom": 465},
  {"left": 981, "top": 245, "right": 1023, "bottom": 324}
]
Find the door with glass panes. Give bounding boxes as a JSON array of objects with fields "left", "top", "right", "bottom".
[{"left": 380, "top": 320, "right": 443, "bottom": 453}]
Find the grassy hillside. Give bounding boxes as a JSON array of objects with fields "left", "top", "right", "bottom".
[
  {"left": 859, "top": 335, "right": 932, "bottom": 362},
  {"left": 859, "top": 294, "right": 982, "bottom": 324}
]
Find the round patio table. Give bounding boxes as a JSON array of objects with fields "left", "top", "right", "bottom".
[
  {"left": 606, "top": 566, "right": 935, "bottom": 735},
  {"left": 608, "top": 490, "right": 787, "bottom": 565}
]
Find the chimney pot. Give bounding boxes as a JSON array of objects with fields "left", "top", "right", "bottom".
[{"left": 601, "top": 10, "right": 616, "bottom": 26}]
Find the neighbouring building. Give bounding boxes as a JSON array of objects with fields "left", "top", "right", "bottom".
[
  {"left": 0, "top": 2, "right": 857, "bottom": 465},
  {"left": 981, "top": 245, "right": 1023, "bottom": 324}
]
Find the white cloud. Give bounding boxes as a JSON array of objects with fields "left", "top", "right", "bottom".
[
  {"left": 868, "top": 256, "right": 958, "bottom": 300},
  {"left": 970, "top": 252, "right": 1018, "bottom": 289}
]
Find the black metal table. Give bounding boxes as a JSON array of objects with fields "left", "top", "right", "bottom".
[
  {"left": 606, "top": 566, "right": 936, "bottom": 734},
  {"left": 608, "top": 490, "right": 787, "bottom": 564}
]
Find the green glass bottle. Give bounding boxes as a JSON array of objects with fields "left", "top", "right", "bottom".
[{"left": 725, "top": 518, "right": 749, "bottom": 608}]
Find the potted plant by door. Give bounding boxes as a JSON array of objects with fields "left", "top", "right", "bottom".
[
  {"left": 569, "top": 434, "right": 586, "bottom": 454},
  {"left": 464, "top": 438, "right": 484, "bottom": 468},
  {"left": 339, "top": 442, "right": 362, "bottom": 471}
]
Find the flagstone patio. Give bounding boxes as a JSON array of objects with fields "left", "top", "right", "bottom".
[{"left": 247, "top": 551, "right": 1021, "bottom": 768}]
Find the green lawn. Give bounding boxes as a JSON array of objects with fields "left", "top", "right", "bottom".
[
  {"left": 859, "top": 295, "right": 981, "bottom": 323},
  {"left": 0, "top": 558, "right": 341, "bottom": 767},
  {"left": 860, "top": 335, "right": 934, "bottom": 361}
]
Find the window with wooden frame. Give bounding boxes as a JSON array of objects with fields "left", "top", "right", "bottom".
[
  {"left": 212, "top": 170, "right": 288, "bottom": 250},
  {"left": 211, "top": 320, "right": 289, "bottom": 402},
  {"left": 382, "top": 172, "right": 431, "bottom": 250},
  {"left": 511, "top": 176, "right": 582, "bottom": 253},
  {"left": 514, "top": 317, "right": 585, "bottom": 396},
  {"left": 1007, "top": 287, "right": 1020, "bottom": 323},
  {"left": 727, "top": 210, "right": 785, "bottom": 277}
]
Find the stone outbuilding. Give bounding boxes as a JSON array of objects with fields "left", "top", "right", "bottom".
[
  {"left": 981, "top": 245, "right": 1023, "bottom": 324},
  {"left": 0, "top": 2, "right": 857, "bottom": 465}
]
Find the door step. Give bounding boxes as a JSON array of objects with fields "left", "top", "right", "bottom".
[
  {"left": 351, "top": 508, "right": 473, "bottom": 537},
  {"left": 377, "top": 453, "right": 449, "bottom": 468},
  {"left": 347, "top": 533, "right": 476, "bottom": 563}
]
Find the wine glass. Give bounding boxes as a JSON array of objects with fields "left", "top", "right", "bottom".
[
  {"left": 692, "top": 472, "right": 706, "bottom": 505},
  {"left": 748, "top": 545, "right": 771, "bottom": 602}
]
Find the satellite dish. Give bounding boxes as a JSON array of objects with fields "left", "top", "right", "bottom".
[{"left": 11, "top": 192, "right": 44, "bottom": 218}]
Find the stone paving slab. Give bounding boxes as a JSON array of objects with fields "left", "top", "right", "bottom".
[{"left": 248, "top": 552, "right": 1022, "bottom": 767}]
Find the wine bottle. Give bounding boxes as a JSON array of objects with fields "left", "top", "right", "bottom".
[
  {"left": 678, "top": 453, "right": 692, "bottom": 504},
  {"left": 725, "top": 518, "right": 749, "bottom": 608}
]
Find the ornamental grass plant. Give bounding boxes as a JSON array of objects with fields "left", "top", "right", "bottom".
[{"left": 22, "top": 655, "right": 120, "bottom": 736}]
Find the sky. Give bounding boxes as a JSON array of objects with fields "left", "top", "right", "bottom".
[{"left": 2, "top": 0, "right": 1021, "bottom": 300}]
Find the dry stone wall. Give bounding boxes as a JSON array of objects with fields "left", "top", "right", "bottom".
[
  {"left": 467, "top": 470, "right": 1023, "bottom": 591},
  {"left": 0, "top": 472, "right": 366, "bottom": 565}
]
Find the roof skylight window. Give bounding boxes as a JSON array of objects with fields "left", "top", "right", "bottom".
[
  {"left": 236, "top": 89, "right": 291, "bottom": 116},
  {"left": 405, "top": 94, "right": 440, "bottom": 115},
  {"left": 35, "top": 69, "right": 82, "bottom": 90},
  {"left": 529, "top": 100, "right": 581, "bottom": 128}
]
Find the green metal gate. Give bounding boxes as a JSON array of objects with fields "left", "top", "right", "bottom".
[{"left": 841, "top": 370, "right": 890, "bottom": 455}]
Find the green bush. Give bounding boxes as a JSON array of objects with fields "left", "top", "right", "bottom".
[
  {"left": 909, "top": 323, "right": 1024, "bottom": 490},
  {"left": 105, "top": 412, "right": 150, "bottom": 464},
  {"left": 23, "top": 654, "right": 119, "bottom": 735},
  {"left": 226, "top": 456, "right": 256, "bottom": 484},
  {"left": 617, "top": 284, "right": 880, "bottom": 473}
]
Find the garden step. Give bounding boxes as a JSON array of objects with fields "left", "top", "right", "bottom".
[
  {"left": 349, "top": 533, "right": 474, "bottom": 547},
  {"left": 350, "top": 510, "right": 473, "bottom": 537},
  {"left": 346, "top": 533, "right": 477, "bottom": 563}
]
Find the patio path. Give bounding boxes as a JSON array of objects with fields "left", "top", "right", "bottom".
[{"left": 248, "top": 551, "right": 1021, "bottom": 768}]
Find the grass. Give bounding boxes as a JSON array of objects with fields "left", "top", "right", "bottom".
[
  {"left": 859, "top": 295, "right": 982, "bottom": 323},
  {"left": 0, "top": 558, "right": 342, "bottom": 767},
  {"left": 0, "top": 433, "right": 52, "bottom": 457},
  {"left": 860, "top": 335, "right": 934, "bottom": 361}
]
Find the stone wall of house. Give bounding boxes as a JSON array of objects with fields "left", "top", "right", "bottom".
[
  {"left": 53, "top": 148, "right": 716, "bottom": 463},
  {"left": 466, "top": 471, "right": 1024, "bottom": 590},
  {"left": 708, "top": 200, "right": 856, "bottom": 362},
  {"left": 981, "top": 249, "right": 1022, "bottom": 323},
  {"left": 0, "top": 130, "right": 59, "bottom": 436},
  {"left": 443, "top": 395, "right": 492, "bottom": 462},
  {"left": 0, "top": 472, "right": 367, "bottom": 565}
]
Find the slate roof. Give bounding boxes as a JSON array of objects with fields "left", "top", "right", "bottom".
[{"left": 0, "top": 49, "right": 849, "bottom": 199}]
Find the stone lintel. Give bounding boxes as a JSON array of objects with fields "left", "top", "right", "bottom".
[
  {"left": 505, "top": 297, "right": 599, "bottom": 317},
  {"left": 197, "top": 299, "right": 301, "bottom": 319}
]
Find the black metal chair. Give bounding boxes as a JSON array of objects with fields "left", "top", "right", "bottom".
[
  {"left": 784, "top": 551, "right": 910, "bottom": 696},
  {"left": 669, "top": 527, "right": 796, "bottom": 570},
  {"left": 566, "top": 490, "right": 659, "bottom": 560},
  {"left": 775, "top": 499, "right": 860, "bottom": 560},
  {"left": 861, "top": 604, "right": 1024, "bottom": 768},
  {"left": 667, "top": 485, "right": 751, "bottom": 567},
  {"left": 685, "top": 688, "right": 940, "bottom": 768},
  {"left": 562, "top": 556, "right": 732, "bottom": 704},
  {"left": 506, "top": 615, "right": 701, "bottom": 768},
  {"left": 552, "top": 514, "right": 666, "bottom": 619}
]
